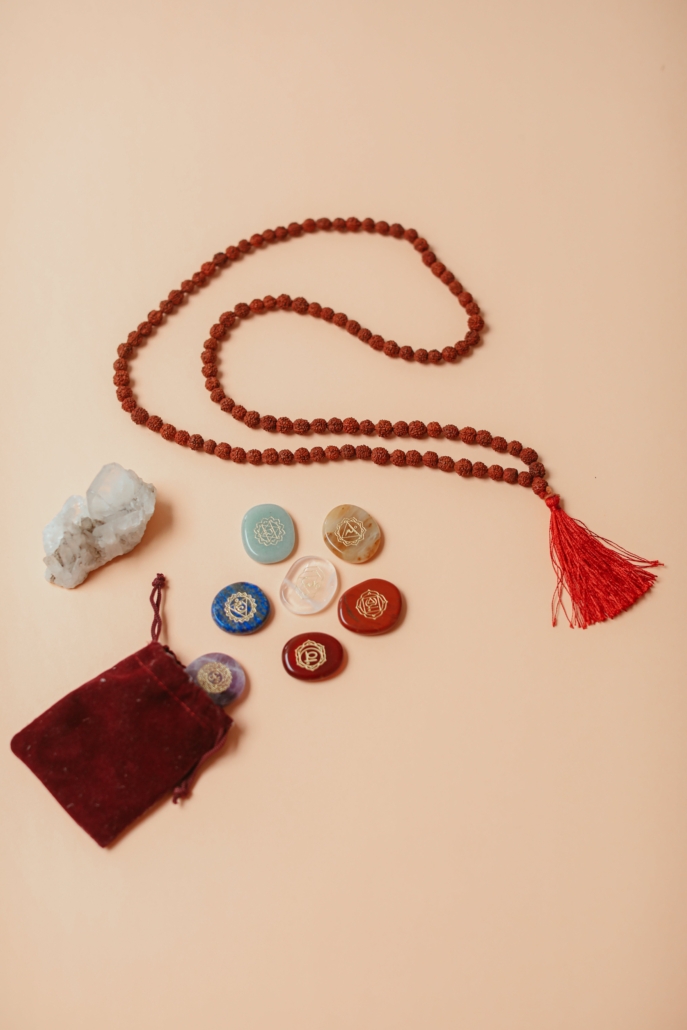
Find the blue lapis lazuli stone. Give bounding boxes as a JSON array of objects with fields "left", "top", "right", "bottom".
[
  {"left": 241, "top": 503, "right": 295, "bottom": 564},
  {"left": 211, "top": 582, "right": 270, "bottom": 634}
]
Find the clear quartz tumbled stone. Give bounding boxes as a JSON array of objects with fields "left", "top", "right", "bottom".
[{"left": 280, "top": 555, "right": 338, "bottom": 615}]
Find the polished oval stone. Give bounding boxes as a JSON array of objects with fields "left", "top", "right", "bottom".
[
  {"left": 280, "top": 555, "right": 338, "bottom": 615},
  {"left": 322, "top": 504, "right": 381, "bottom": 563},
  {"left": 282, "top": 632, "right": 344, "bottom": 680},
  {"left": 241, "top": 503, "right": 295, "bottom": 564},
  {"left": 211, "top": 582, "right": 270, "bottom": 634},
  {"left": 185, "top": 652, "right": 246, "bottom": 706},
  {"left": 338, "top": 578, "right": 402, "bottom": 634}
]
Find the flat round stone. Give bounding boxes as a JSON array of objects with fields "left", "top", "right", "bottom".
[
  {"left": 280, "top": 555, "right": 338, "bottom": 615},
  {"left": 282, "top": 632, "right": 344, "bottom": 680},
  {"left": 211, "top": 582, "right": 270, "bottom": 634},
  {"left": 322, "top": 504, "right": 381, "bottom": 563},
  {"left": 241, "top": 503, "right": 295, "bottom": 564},
  {"left": 186, "top": 652, "right": 246, "bottom": 706},
  {"left": 338, "top": 578, "right": 402, "bottom": 634}
]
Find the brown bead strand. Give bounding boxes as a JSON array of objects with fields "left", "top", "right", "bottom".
[{"left": 116, "top": 219, "right": 548, "bottom": 497}]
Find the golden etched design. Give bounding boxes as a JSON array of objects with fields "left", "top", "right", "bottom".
[
  {"left": 224, "top": 591, "right": 257, "bottom": 624},
  {"left": 295, "top": 639, "right": 327, "bottom": 672},
  {"left": 335, "top": 516, "right": 366, "bottom": 547},
  {"left": 355, "top": 589, "right": 388, "bottom": 620},
  {"left": 297, "top": 562, "right": 325, "bottom": 598},
  {"left": 197, "top": 661, "right": 233, "bottom": 694},
  {"left": 253, "top": 516, "right": 286, "bottom": 547}
]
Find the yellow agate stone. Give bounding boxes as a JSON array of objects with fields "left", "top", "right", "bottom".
[{"left": 322, "top": 504, "right": 381, "bottom": 564}]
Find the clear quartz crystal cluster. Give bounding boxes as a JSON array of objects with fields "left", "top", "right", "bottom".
[{"left": 43, "top": 463, "right": 156, "bottom": 588}]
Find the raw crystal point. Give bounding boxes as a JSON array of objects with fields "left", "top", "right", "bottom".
[{"left": 43, "top": 463, "right": 156, "bottom": 588}]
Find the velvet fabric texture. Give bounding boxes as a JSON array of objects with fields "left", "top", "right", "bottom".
[{"left": 11, "top": 642, "right": 231, "bottom": 847}]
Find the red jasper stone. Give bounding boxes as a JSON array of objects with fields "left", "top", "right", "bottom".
[
  {"left": 281, "top": 632, "right": 344, "bottom": 680},
  {"left": 337, "top": 578, "right": 402, "bottom": 634}
]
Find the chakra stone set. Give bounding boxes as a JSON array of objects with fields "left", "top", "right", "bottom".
[{"left": 206, "top": 502, "right": 401, "bottom": 687}]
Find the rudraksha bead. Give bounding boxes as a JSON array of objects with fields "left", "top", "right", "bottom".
[
  {"left": 333, "top": 217, "right": 346, "bottom": 231},
  {"left": 406, "top": 450, "right": 423, "bottom": 467},
  {"left": 276, "top": 294, "right": 292, "bottom": 309},
  {"left": 232, "top": 405, "right": 247, "bottom": 422},
  {"left": 147, "top": 416, "right": 163, "bottom": 432},
  {"left": 328, "top": 418, "right": 343, "bottom": 433},
  {"left": 375, "top": 221, "right": 390, "bottom": 235},
  {"left": 455, "top": 458, "right": 472, "bottom": 477},
  {"left": 459, "top": 426, "right": 476, "bottom": 444},
  {"left": 503, "top": 468, "right": 518, "bottom": 484},
  {"left": 520, "top": 447, "right": 538, "bottom": 465},
  {"left": 262, "top": 448, "right": 278, "bottom": 464},
  {"left": 359, "top": 420, "right": 376, "bottom": 435},
  {"left": 220, "top": 311, "right": 236, "bottom": 327},
  {"left": 316, "top": 218, "right": 332, "bottom": 230},
  {"left": 476, "top": 430, "right": 492, "bottom": 447},
  {"left": 293, "top": 419, "right": 310, "bottom": 434},
  {"left": 311, "top": 418, "right": 328, "bottom": 433},
  {"left": 372, "top": 447, "right": 389, "bottom": 465},
  {"left": 292, "top": 296, "right": 308, "bottom": 314},
  {"left": 343, "top": 417, "right": 360, "bottom": 434},
  {"left": 518, "top": 471, "right": 533, "bottom": 487},
  {"left": 358, "top": 327, "right": 372, "bottom": 343},
  {"left": 231, "top": 447, "right": 247, "bottom": 463},
  {"left": 393, "top": 421, "right": 409, "bottom": 437},
  {"left": 113, "top": 372, "right": 129, "bottom": 386},
  {"left": 340, "top": 444, "right": 356, "bottom": 459},
  {"left": 325, "top": 446, "right": 341, "bottom": 460},
  {"left": 247, "top": 449, "right": 262, "bottom": 464},
  {"left": 175, "top": 430, "right": 190, "bottom": 447},
  {"left": 414, "top": 349, "right": 428, "bottom": 363},
  {"left": 203, "top": 439, "right": 217, "bottom": 454},
  {"left": 399, "top": 346, "right": 414, "bottom": 360},
  {"left": 250, "top": 299, "right": 265, "bottom": 313},
  {"left": 442, "top": 346, "right": 458, "bottom": 362},
  {"left": 403, "top": 227, "right": 418, "bottom": 242},
  {"left": 310, "top": 446, "right": 326, "bottom": 462},
  {"left": 131, "top": 407, "right": 149, "bottom": 425},
  {"left": 529, "top": 461, "right": 546, "bottom": 478},
  {"left": 391, "top": 449, "right": 406, "bottom": 466},
  {"left": 427, "top": 422, "right": 442, "bottom": 438},
  {"left": 210, "top": 387, "right": 225, "bottom": 403},
  {"left": 376, "top": 419, "right": 393, "bottom": 437},
  {"left": 260, "top": 415, "right": 277, "bottom": 432},
  {"left": 443, "top": 424, "right": 459, "bottom": 440},
  {"left": 507, "top": 440, "right": 522, "bottom": 457},
  {"left": 302, "top": 219, "right": 316, "bottom": 233},
  {"left": 345, "top": 319, "right": 360, "bottom": 335},
  {"left": 422, "top": 451, "right": 438, "bottom": 468},
  {"left": 384, "top": 340, "right": 400, "bottom": 357},
  {"left": 333, "top": 312, "right": 347, "bottom": 327},
  {"left": 277, "top": 417, "right": 293, "bottom": 433},
  {"left": 121, "top": 398, "right": 137, "bottom": 413},
  {"left": 369, "top": 335, "right": 384, "bottom": 350},
  {"left": 321, "top": 307, "right": 334, "bottom": 321},
  {"left": 438, "top": 456, "right": 455, "bottom": 472},
  {"left": 190, "top": 434, "right": 204, "bottom": 450},
  {"left": 161, "top": 423, "right": 176, "bottom": 441},
  {"left": 408, "top": 421, "right": 426, "bottom": 438},
  {"left": 356, "top": 445, "right": 372, "bottom": 460},
  {"left": 473, "top": 462, "right": 488, "bottom": 478},
  {"left": 205, "top": 378, "right": 220, "bottom": 391},
  {"left": 294, "top": 447, "right": 310, "bottom": 463},
  {"left": 362, "top": 218, "right": 375, "bottom": 232},
  {"left": 278, "top": 449, "right": 294, "bottom": 464},
  {"left": 244, "top": 410, "right": 260, "bottom": 429},
  {"left": 491, "top": 436, "right": 508, "bottom": 453},
  {"left": 116, "top": 387, "right": 132, "bottom": 401},
  {"left": 220, "top": 398, "right": 235, "bottom": 413},
  {"left": 215, "top": 443, "right": 231, "bottom": 460},
  {"left": 487, "top": 464, "right": 503, "bottom": 481}
]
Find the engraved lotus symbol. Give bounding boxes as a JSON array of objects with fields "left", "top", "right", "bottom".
[
  {"left": 335, "top": 516, "right": 366, "bottom": 547},
  {"left": 295, "top": 639, "right": 327, "bottom": 672},
  {"left": 297, "top": 563, "right": 325, "bottom": 598},
  {"left": 254, "top": 516, "right": 286, "bottom": 547},
  {"left": 355, "top": 589, "right": 388, "bottom": 620},
  {"left": 224, "top": 591, "right": 257, "bottom": 624},
  {"left": 197, "top": 662, "right": 233, "bottom": 694}
]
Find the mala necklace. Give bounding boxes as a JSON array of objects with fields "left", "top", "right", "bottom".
[{"left": 113, "top": 216, "right": 661, "bottom": 628}]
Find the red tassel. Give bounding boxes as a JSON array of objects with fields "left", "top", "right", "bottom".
[{"left": 545, "top": 494, "right": 661, "bottom": 628}]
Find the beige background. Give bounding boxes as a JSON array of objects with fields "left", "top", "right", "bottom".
[{"left": 2, "top": 1, "right": 686, "bottom": 1027}]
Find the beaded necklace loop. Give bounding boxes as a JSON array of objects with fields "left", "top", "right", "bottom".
[{"left": 113, "top": 217, "right": 661, "bottom": 628}]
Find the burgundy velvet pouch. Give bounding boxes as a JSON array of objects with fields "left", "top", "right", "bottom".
[{"left": 11, "top": 576, "right": 230, "bottom": 847}]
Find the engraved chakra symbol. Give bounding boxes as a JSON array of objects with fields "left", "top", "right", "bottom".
[
  {"left": 197, "top": 662, "right": 233, "bottom": 694},
  {"left": 297, "top": 563, "right": 325, "bottom": 598},
  {"left": 254, "top": 516, "right": 286, "bottom": 547},
  {"left": 355, "top": 589, "right": 388, "bottom": 620},
  {"left": 295, "top": 639, "right": 327, "bottom": 672},
  {"left": 223, "top": 591, "right": 257, "bottom": 624},
  {"left": 335, "top": 516, "right": 366, "bottom": 547}
]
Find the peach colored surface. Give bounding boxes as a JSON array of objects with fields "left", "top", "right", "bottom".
[{"left": 2, "top": 2, "right": 686, "bottom": 1028}]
